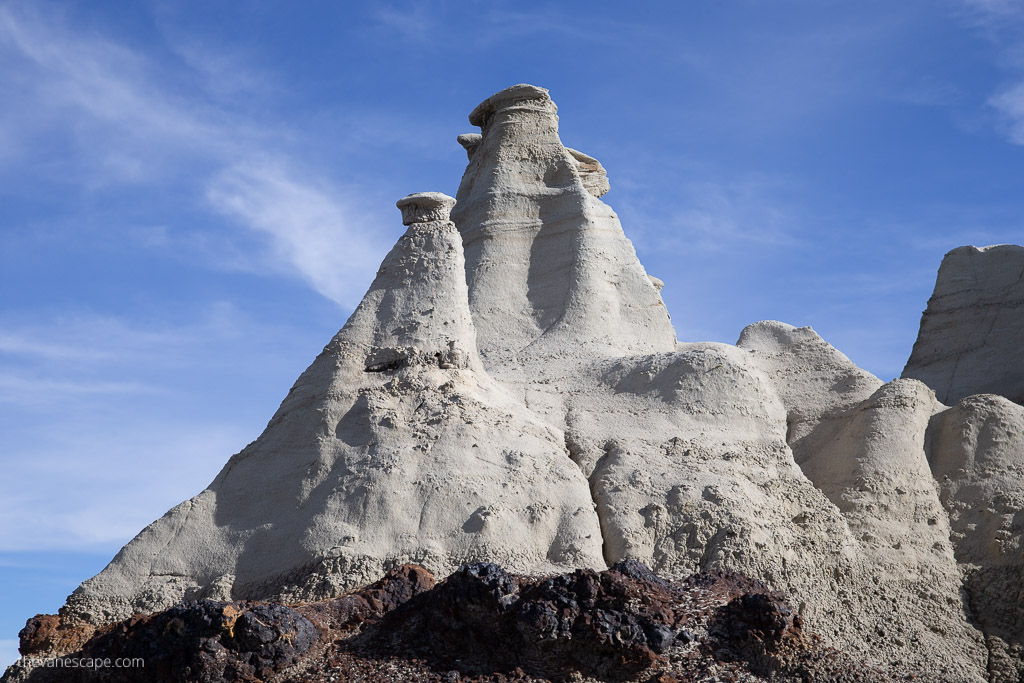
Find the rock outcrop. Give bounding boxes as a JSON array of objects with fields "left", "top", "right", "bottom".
[
  {"left": 451, "top": 84, "right": 676, "bottom": 366},
  {"left": 61, "top": 190, "right": 604, "bottom": 627},
  {"left": 9, "top": 84, "right": 1024, "bottom": 682},
  {"left": 903, "top": 244, "right": 1024, "bottom": 404},
  {"left": 7, "top": 562, "right": 902, "bottom": 683},
  {"left": 928, "top": 395, "right": 1024, "bottom": 681}
]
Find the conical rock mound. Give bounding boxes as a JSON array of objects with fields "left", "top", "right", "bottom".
[{"left": 65, "top": 192, "right": 604, "bottom": 625}]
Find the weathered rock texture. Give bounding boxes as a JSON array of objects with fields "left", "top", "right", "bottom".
[
  {"left": 61, "top": 189, "right": 603, "bottom": 628},
  {"left": 10, "top": 84, "right": 1024, "bottom": 682},
  {"left": 450, "top": 84, "right": 676, "bottom": 366},
  {"left": 6, "top": 562, "right": 902, "bottom": 683},
  {"left": 904, "top": 244, "right": 1024, "bottom": 404},
  {"left": 928, "top": 395, "right": 1024, "bottom": 682}
]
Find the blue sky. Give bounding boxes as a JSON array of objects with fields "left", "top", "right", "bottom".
[{"left": 1, "top": 0, "right": 1022, "bottom": 668}]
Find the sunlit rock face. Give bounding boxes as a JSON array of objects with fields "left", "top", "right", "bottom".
[
  {"left": 903, "top": 244, "right": 1024, "bottom": 405},
  {"left": 65, "top": 190, "right": 604, "bottom": 628},
  {"left": 43, "top": 85, "right": 1024, "bottom": 683},
  {"left": 451, "top": 84, "right": 676, "bottom": 366}
]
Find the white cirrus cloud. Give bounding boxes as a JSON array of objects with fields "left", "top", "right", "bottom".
[
  {"left": 206, "top": 160, "right": 389, "bottom": 309},
  {"left": 989, "top": 81, "right": 1024, "bottom": 144},
  {"left": 0, "top": 2, "right": 389, "bottom": 307}
]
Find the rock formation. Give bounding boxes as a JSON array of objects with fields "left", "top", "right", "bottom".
[
  {"left": 928, "top": 395, "right": 1024, "bottom": 681},
  {"left": 450, "top": 83, "right": 676, "bottom": 366},
  {"left": 10, "top": 562, "right": 902, "bottom": 683},
  {"left": 8, "top": 84, "right": 1024, "bottom": 682},
  {"left": 62, "top": 189, "right": 604, "bottom": 627},
  {"left": 904, "top": 244, "right": 1024, "bottom": 404}
]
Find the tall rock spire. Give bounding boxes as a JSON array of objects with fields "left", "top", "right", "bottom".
[
  {"left": 452, "top": 84, "right": 677, "bottom": 366},
  {"left": 66, "top": 192, "right": 604, "bottom": 625}
]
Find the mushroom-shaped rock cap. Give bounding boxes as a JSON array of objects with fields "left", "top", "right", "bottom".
[
  {"left": 396, "top": 192, "right": 457, "bottom": 226},
  {"left": 469, "top": 83, "right": 553, "bottom": 128}
]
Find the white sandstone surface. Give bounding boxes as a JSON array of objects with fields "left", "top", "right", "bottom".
[{"left": 904, "top": 244, "right": 1024, "bottom": 404}]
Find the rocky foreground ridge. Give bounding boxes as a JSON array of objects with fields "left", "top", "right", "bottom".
[
  {"left": 10, "top": 560, "right": 905, "bottom": 682},
  {"left": 5, "top": 84, "right": 1024, "bottom": 682}
]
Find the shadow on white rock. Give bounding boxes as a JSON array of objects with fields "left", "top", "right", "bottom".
[{"left": 928, "top": 394, "right": 1024, "bottom": 681}]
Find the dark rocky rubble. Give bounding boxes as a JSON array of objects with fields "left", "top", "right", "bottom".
[{"left": 6, "top": 562, "right": 909, "bottom": 683}]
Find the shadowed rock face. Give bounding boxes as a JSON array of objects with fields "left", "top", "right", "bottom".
[
  {"left": 927, "top": 395, "right": 1024, "bottom": 682},
  {"left": 14, "top": 84, "right": 1024, "bottom": 682},
  {"left": 903, "top": 244, "right": 1024, "bottom": 405}
]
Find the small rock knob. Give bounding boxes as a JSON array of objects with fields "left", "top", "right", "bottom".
[{"left": 396, "top": 192, "right": 456, "bottom": 226}]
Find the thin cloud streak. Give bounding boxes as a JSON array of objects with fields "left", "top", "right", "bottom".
[
  {"left": 207, "top": 161, "right": 387, "bottom": 308},
  {"left": 956, "top": 0, "right": 1024, "bottom": 145},
  {"left": 0, "top": 421, "right": 249, "bottom": 551},
  {"left": 0, "top": 3, "right": 384, "bottom": 306},
  {"left": 990, "top": 81, "right": 1024, "bottom": 143},
  {"left": 621, "top": 177, "right": 804, "bottom": 255},
  {"left": 0, "top": 374, "right": 156, "bottom": 405}
]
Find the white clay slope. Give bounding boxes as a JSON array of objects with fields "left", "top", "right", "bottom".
[
  {"left": 448, "top": 87, "right": 990, "bottom": 679},
  {"left": 928, "top": 395, "right": 1024, "bottom": 681},
  {"left": 65, "top": 192, "right": 604, "bottom": 625}
]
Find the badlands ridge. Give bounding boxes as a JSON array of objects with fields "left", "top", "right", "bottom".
[{"left": 12, "top": 85, "right": 1024, "bottom": 681}]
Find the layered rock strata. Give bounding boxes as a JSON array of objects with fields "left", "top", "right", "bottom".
[
  {"left": 450, "top": 84, "right": 676, "bottom": 366},
  {"left": 904, "top": 244, "right": 1024, "bottom": 404}
]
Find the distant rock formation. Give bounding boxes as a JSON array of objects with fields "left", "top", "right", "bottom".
[
  {"left": 10, "top": 85, "right": 1024, "bottom": 682},
  {"left": 904, "top": 244, "right": 1024, "bottom": 404}
]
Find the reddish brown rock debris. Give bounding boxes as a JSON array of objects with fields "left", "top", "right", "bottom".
[
  {"left": 17, "top": 614, "right": 95, "bottom": 660},
  {"left": 4, "top": 562, "right": 906, "bottom": 683}
]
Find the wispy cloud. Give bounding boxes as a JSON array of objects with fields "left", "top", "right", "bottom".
[
  {"left": 207, "top": 161, "right": 387, "bottom": 308},
  {"left": 0, "top": 375, "right": 156, "bottom": 406},
  {"left": 0, "top": 3, "right": 226, "bottom": 182},
  {"left": 620, "top": 176, "right": 804, "bottom": 254},
  {"left": 0, "top": 420, "right": 250, "bottom": 551},
  {"left": 989, "top": 81, "right": 1024, "bottom": 143},
  {"left": 955, "top": 0, "right": 1024, "bottom": 144},
  {"left": 0, "top": 2, "right": 387, "bottom": 305},
  {"left": 0, "top": 307, "right": 319, "bottom": 551},
  {"left": 667, "top": 183, "right": 801, "bottom": 252},
  {"left": 370, "top": 1, "right": 441, "bottom": 43}
]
